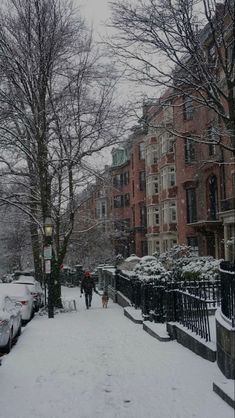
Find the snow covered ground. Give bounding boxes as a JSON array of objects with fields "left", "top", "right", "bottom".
[{"left": 0, "top": 286, "right": 233, "bottom": 418}]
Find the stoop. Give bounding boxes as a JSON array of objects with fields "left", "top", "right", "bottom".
[{"left": 143, "top": 321, "right": 171, "bottom": 342}]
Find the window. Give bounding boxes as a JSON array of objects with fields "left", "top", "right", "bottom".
[
  {"left": 169, "top": 202, "right": 177, "bottom": 223},
  {"left": 123, "top": 171, "right": 129, "bottom": 185},
  {"left": 153, "top": 149, "right": 158, "bottom": 164},
  {"left": 168, "top": 135, "right": 175, "bottom": 153},
  {"left": 113, "top": 195, "right": 124, "bottom": 208},
  {"left": 124, "top": 193, "right": 130, "bottom": 207},
  {"left": 185, "top": 137, "right": 195, "bottom": 163},
  {"left": 160, "top": 166, "right": 176, "bottom": 190},
  {"left": 208, "top": 175, "right": 218, "bottom": 220},
  {"left": 159, "top": 134, "right": 168, "bottom": 155},
  {"left": 153, "top": 176, "right": 159, "bottom": 194},
  {"left": 169, "top": 167, "right": 176, "bottom": 187},
  {"left": 101, "top": 201, "right": 106, "bottom": 217},
  {"left": 186, "top": 189, "right": 197, "bottom": 223},
  {"left": 113, "top": 172, "right": 129, "bottom": 187},
  {"left": 113, "top": 174, "right": 122, "bottom": 187},
  {"left": 153, "top": 206, "right": 160, "bottom": 225},
  {"left": 161, "top": 167, "right": 167, "bottom": 191},
  {"left": 187, "top": 236, "right": 199, "bottom": 254},
  {"left": 140, "top": 205, "right": 147, "bottom": 227},
  {"left": 139, "top": 142, "right": 145, "bottom": 160},
  {"left": 208, "top": 126, "right": 217, "bottom": 156},
  {"left": 162, "top": 202, "right": 168, "bottom": 224},
  {"left": 146, "top": 144, "right": 159, "bottom": 165},
  {"left": 183, "top": 95, "right": 193, "bottom": 120},
  {"left": 139, "top": 171, "right": 146, "bottom": 191}
]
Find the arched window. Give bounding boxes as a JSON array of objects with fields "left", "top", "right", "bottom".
[{"left": 208, "top": 175, "right": 218, "bottom": 220}]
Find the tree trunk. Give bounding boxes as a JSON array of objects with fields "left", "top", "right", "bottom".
[
  {"left": 52, "top": 261, "right": 63, "bottom": 308},
  {"left": 30, "top": 221, "right": 43, "bottom": 283}
]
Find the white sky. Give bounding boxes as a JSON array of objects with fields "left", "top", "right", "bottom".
[
  {"left": 0, "top": 286, "right": 233, "bottom": 418},
  {"left": 76, "top": 0, "right": 110, "bottom": 36}
]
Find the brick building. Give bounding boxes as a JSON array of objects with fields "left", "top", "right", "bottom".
[
  {"left": 145, "top": 96, "right": 177, "bottom": 255},
  {"left": 109, "top": 125, "right": 147, "bottom": 258},
  {"left": 74, "top": 4, "right": 234, "bottom": 262}
]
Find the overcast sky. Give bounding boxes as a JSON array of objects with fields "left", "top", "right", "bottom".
[{"left": 76, "top": 0, "right": 110, "bottom": 36}]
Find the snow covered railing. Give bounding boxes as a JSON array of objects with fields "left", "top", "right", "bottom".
[
  {"left": 220, "top": 261, "right": 235, "bottom": 325},
  {"left": 115, "top": 271, "right": 221, "bottom": 324}
]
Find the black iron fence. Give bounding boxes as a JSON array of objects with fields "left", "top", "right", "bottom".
[
  {"left": 112, "top": 270, "right": 221, "bottom": 341},
  {"left": 166, "top": 290, "right": 211, "bottom": 341},
  {"left": 220, "top": 261, "right": 235, "bottom": 325}
]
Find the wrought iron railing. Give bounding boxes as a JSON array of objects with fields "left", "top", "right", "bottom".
[
  {"left": 220, "top": 261, "right": 235, "bottom": 325},
  {"left": 112, "top": 270, "right": 221, "bottom": 341},
  {"left": 166, "top": 290, "right": 211, "bottom": 341}
]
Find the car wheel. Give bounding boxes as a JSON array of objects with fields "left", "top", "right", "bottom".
[{"left": 3, "top": 329, "right": 13, "bottom": 354}]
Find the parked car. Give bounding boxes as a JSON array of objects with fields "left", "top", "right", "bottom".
[
  {"left": 0, "top": 293, "right": 22, "bottom": 353},
  {"left": 13, "top": 276, "right": 44, "bottom": 312},
  {"left": 0, "top": 284, "right": 34, "bottom": 325}
]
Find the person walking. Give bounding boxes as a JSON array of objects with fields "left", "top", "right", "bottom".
[{"left": 80, "top": 271, "right": 97, "bottom": 309}]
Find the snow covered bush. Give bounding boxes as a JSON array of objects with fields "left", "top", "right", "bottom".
[
  {"left": 154, "top": 245, "right": 222, "bottom": 281},
  {"left": 181, "top": 257, "right": 222, "bottom": 281},
  {"left": 133, "top": 258, "right": 170, "bottom": 283}
]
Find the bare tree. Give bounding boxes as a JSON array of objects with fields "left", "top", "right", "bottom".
[
  {"left": 0, "top": 203, "right": 33, "bottom": 274},
  {"left": 109, "top": 0, "right": 235, "bottom": 152},
  {"left": 0, "top": 0, "right": 126, "bottom": 306}
]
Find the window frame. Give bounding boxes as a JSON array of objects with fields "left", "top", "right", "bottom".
[
  {"left": 186, "top": 188, "right": 197, "bottom": 223},
  {"left": 183, "top": 95, "right": 193, "bottom": 120}
]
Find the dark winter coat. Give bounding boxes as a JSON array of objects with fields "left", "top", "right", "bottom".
[{"left": 80, "top": 275, "right": 96, "bottom": 294}]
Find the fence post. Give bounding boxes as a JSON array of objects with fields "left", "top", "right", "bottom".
[{"left": 113, "top": 267, "right": 118, "bottom": 303}]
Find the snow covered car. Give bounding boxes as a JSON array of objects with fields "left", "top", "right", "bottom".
[
  {"left": 0, "top": 283, "right": 34, "bottom": 324},
  {"left": 13, "top": 276, "right": 44, "bottom": 312},
  {"left": 0, "top": 294, "right": 22, "bottom": 353}
]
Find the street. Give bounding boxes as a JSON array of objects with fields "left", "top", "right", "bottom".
[{"left": 0, "top": 287, "right": 233, "bottom": 418}]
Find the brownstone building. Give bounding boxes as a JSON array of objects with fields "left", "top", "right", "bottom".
[
  {"left": 145, "top": 96, "right": 177, "bottom": 255},
  {"left": 74, "top": 4, "right": 235, "bottom": 263},
  {"left": 109, "top": 125, "right": 147, "bottom": 258}
]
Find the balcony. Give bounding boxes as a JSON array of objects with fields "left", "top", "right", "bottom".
[{"left": 221, "top": 198, "right": 235, "bottom": 212}]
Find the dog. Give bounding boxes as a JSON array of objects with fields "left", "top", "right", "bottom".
[{"left": 102, "top": 291, "right": 109, "bottom": 308}]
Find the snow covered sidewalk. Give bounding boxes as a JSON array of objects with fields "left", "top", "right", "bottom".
[{"left": 0, "top": 287, "right": 233, "bottom": 418}]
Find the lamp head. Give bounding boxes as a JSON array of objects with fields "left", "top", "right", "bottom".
[{"left": 44, "top": 217, "right": 53, "bottom": 237}]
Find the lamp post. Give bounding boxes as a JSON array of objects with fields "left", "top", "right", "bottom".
[{"left": 43, "top": 217, "right": 54, "bottom": 318}]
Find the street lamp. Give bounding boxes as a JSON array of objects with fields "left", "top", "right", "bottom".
[
  {"left": 43, "top": 217, "right": 54, "bottom": 318},
  {"left": 44, "top": 217, "right": 53, "bottom": 237}
]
